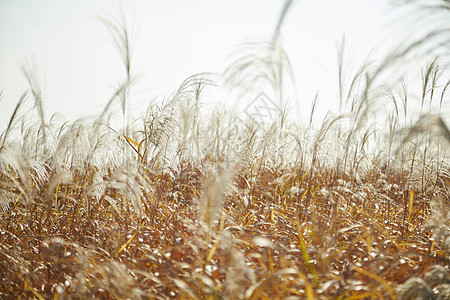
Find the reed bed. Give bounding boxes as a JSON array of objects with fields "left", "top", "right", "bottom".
[{"left": 1, "top": 1, "right": 449, "bottom": 299}]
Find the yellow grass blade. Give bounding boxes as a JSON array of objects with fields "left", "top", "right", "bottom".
[
  {"left": 352, "top": 266, "right": 394, "bottom": 297},
  {"left": 408, "top": 189, "right": 414, "bottom": 221},
  {"left": 124, "top": 136, "right": 144, "bottom": 161},
  {"left": 296, "top": 221, "right": 319, "bottom": 285},
  {"left": 298, "top": 272, "right": 315, "bottom": 300},
  {"left": 24, "top": 279, "right": 45, "bottom": 300},
  {"left": 116, "top": 231, "right": 138, "bottom": 256},
  {"left": 55, "top": 183, "right": 59, "bottom": 208},
  {"left": 124, "top": 136, "right": 141, "bottom": 149},
  {"left": 366, "top": 235, "right": 372, "bottom": 253},
  {"left": 206, "top": 236, "right": 221, "bottom": 264}
]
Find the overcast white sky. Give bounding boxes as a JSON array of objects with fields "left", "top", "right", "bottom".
[{"left": 0, "top": 0, "right": 426, "bottom": 129}]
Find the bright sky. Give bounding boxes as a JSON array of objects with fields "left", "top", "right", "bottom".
[{"left": 0, "top": 0, "right": 421, "bottom": 130}]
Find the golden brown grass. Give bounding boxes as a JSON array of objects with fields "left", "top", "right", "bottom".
[
  {"left": 0, "top": 149, "right": 448, "bottom": 299},
  {"left": 1, "top": 1, "right": 450, "bottom": 299}
]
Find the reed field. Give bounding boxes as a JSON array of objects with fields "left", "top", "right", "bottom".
[{"left": 1, "top": 1, "right": 449, "bottom": 299}]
